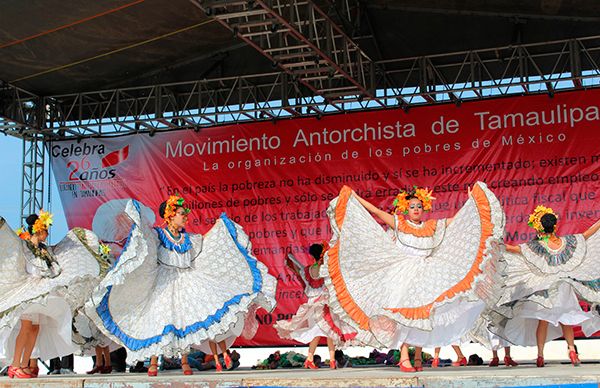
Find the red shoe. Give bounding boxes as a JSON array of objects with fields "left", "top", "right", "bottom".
[
  {"left": 147, "top": 363, "right": 158, "bottom": 377},
  {"left": 431, "top": 357, "right": 440, "bottom": 368},
  {"left": 452, "top": 357, "right": 467, "bottom": 367},
  {"left": 398, "top": 359, "right": 416, "bottom": 373},
  {"left": 215, "top": 361, "right": 223, "bottom": 372},
  {"left": 504, "top": 356, "right": 518, "bottom": 367},
  {"left": 569, "top": 350, "right": 581, "bottom": 367},
  {"left": 182, "top": 362, "right": 193, "bottom": 375},
  {"left": 87, "top": 366, "right": 103, "bottom": 375},
  {"left": 489, "top": 357, "right": 499, "bottom": 367},
  {"left": 28, "top": 366, "right": 39, "bottom": 378},
  {"left": 329, "top": 360, "right": 337, "bottom": 369},
  {"left": 8, "top": 366, "right": 32, "bottom": 379},
  {"left": 100, "top": 365, "right": 112, "bottom": 374},
  {"left": 414, "top": 360, "right": 423, "bottom": 372},
  {"left": 304, "top": 359, "right": 318, "bottom": 369},
  {"left": 224, "top": 352, "right": 233, "bottom": 369},
  {"left": 536, "top": 356, "right": 544, "bottom": 368}
]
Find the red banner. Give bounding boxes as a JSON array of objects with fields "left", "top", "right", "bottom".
[{"left": 50, "top": 89, "right": 600, "bottom": 344}]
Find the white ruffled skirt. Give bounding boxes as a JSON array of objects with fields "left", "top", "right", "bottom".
[
  {"left": 0, "top": 295, "right": 74, "bottom": 361},
  {"left": 373, "top": 299, "right": 485, "bottom": 348},
  {"left": 86, "top": 204, "right": 277, "bottom": 363},
  {"left": 275, "top": 292, "right": 357, "bottom": 347},
  {"left": 319, "top": 183, "right": 506, "bottom": 349},
  {"left": 504, "top": 283, "right": 593, "bottom": 346}
]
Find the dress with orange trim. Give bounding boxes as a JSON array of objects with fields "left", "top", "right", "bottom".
[
  {"left": 319, "top": 182, "right": 506, "bottom": 348},
  {"left": 274, "top": 253, "right": 365, "bottom": 347},
  {"left": 494, "top": 232, "right": 600, "bottom": 346}
]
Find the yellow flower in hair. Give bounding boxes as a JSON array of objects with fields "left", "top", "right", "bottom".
[
  {"left": 528, "top": 205, "right": 557, "bottom": 234},
  {"left": 164, "top": 195, "right": 191, "bottom": 224},
  {"left": 414, "top": 187, "right": 436, "bottom": 212},
  {"left": 99, "top": 244, "right": 111, "bottom": 256},
  {"left": 15, "top": 227, "right": 31, "bottom": 241},
  {"left": 98, "top": 243, "right": 112, "bottom": 260},
  {"left": 32, "top": 210, "right": 53, "bottom": 234},
  {"left": 392, "top": 191, "right": 410, "bottom": 214},
  {"left": 392, "top": 186, "right": 435, "bottom": 214}
]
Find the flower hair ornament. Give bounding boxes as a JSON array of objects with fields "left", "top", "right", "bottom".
[
  {"left": 32, "top": 210, "right": 53, "bottom": 234},
  {"left": 528, "top": 205, "right": 558, "bottom": 236},
  {"left": 164, "top": 195, "right": 191, "bottom": 225},
  {"left": 392, "top": 187, "right": 436, "bottom": 215},
  {"left": 15, "top": 227, "right": 31, "bottom": 241},
  {"left": 99, "top": 243, "right": 112, "bottom": 259}
]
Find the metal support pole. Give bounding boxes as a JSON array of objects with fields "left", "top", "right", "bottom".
[{"left": 20, "top": 134, "right": 46, "bottom": 225}]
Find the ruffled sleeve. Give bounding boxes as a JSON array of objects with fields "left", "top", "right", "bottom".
[{"left": 500, "top": 233, "right": 600, "bottom": 306}]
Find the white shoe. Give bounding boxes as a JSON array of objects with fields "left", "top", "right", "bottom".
[{"left": 60, "top": 368, "right": 76, "bottom": 375}]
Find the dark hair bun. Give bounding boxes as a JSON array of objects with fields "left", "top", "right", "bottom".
[
  {"left": 309, "top": 243, "right": 324, "bottom": 260},
  {"left": 540, "top": 213, "right": 557, "bottom": 234},
  {"left": 26, "top": 214, "right": 39, "bottom": 234},
  {"left": 26, "top": 214, "right": 38, "bottom": 226},
  {"left": 158, "top": 201, "right": 167, "bottom": 219}
]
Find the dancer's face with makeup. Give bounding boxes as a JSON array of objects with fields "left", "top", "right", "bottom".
[{"left": 407, "top": 198, "right": 423, "bottom": 223}]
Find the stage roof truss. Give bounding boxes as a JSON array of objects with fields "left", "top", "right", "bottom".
[
  {"left": 2, "top": 36, "right": 599, "bottom": 140},
  {"left": 190, "top": 0, "right": 379, "bottom": 104}
]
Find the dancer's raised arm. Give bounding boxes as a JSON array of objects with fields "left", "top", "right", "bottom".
[
  {"left": 583, "top": 218, "right": 600, "bottom": 240},
  {"left": 505, "top": 244, "right": 522, "bottom": 254},
  {"left": 353, "top": 193, "right": 394, "bottom": 228}
]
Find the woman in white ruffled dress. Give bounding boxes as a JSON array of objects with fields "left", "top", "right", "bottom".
[
  {"left": 275, "top": 242, "right": 358, "bottom": 369},
  {"left": 68, "top": 243, "right": 121, "bottom": 375},
  {"left": 0, "top": 212, "right": 108, "bottom": 379},
  {"left": 501, "top": 205, "right": 600, "bottom": 367},
  {"left": 319, "top": 182, "right": 506, "bottom": 372},
  {"left": 85, "top": 196, "right": 277, "bottom": 375}
]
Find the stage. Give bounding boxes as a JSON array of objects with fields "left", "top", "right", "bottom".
[{"left": 2, "top": 363, "right": 600, "bottom": 388}]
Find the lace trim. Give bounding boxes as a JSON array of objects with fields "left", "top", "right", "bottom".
[
  {"left": 94, "top": 212, "right": 265, "bottom": 352},
  {"left": 396, "top": 217, "right": 437, "bottom": 236},
  {"left": 573, "top": 278, "right": 600, "bottom": 292},
  {"left": 154, "top": 227, "right": 192, "bottom": 253},
  {"left": 72, "top": 228, "right": 111, "bottom": 277},
  {"left": 526, "top": 235, "right": 577, "bottom": 266},
  {"left": 25, "top": 241, "right": 62, "bottom": 278}
]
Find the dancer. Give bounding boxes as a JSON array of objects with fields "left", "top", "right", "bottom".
[
  {"left": 500, "top": 205, "right": 600, "bottom": 367},
  {"left": 430, "top": 345, "right": 468, "bottom": 368},
  {"left": 85, "top": 196, "right": 277, "bottom": 376},
  {"left": 70, "top": 242, "right": 120, "bottom": 375},
  {"left": 319, "top": 182, "right": 505, "bottom": 372},
  {"left": 0, "top": 212, "right": 108, "bottom": 378},
  {"left": 275, "top": 242, "right": 357, "bottom": 369}
]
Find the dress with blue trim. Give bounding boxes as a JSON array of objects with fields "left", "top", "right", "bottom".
[
  {"left": 0, "top": 218, "right": 107, "bottom": 361},
  {"left": 496, "top": 232, "right": 600, "bottom": 346},
  {"left": 84, "top": 200, "right": 277, "bottom": 362}
]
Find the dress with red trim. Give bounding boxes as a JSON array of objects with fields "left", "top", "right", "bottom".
[
  {"left": 319, "top": 181, "right": 506, "bottom": 348},
  {"left": 274, "top": 255, "right": 359, "bottom": 347}
]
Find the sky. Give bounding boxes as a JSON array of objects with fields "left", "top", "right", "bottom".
[{"left": 0, "top": 134, "right": 68, "bottom": 243}]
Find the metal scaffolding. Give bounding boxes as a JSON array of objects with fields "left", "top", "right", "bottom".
[
  {"left": 20, "top": 134, "right": 46, "bottom": 225},
  {"left": 3, "top": 35, "right": 594, "bottom": 140},
  {"left": 2, "top": 35, "right": 600, "bottom": 219},
  {"left": 191, "top": 0, "right": 378, "bottom": 102}
]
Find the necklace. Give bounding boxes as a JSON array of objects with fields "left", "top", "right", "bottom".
[
  {"left": 406, "top": 219, "right": 424, "bottom": 228},
  {"left": 165, "top": 226, "right": 182, "bottom": 242},
  {"left": 544, "top": 236, "right": 564, "bottom": 253}
]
